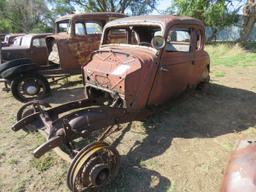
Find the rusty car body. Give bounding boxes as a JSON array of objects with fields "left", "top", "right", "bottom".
[
  {"left": 0, "top": 12, "right": 125, "bottom": 102},
  {"left": 221, "top": 140, "right": 256, "bottom": 192},
  {"left": 46, "top": 12, "right": 125, "bottom": 73},
  {"left": 1, "top": 33, "right": 50, "bottom": 65},
  {"left": 1, "top": 33, "right": 25, "bottom": 47},
  {"left": 11, "top": 15, "right": 210, "bottom": 191}
]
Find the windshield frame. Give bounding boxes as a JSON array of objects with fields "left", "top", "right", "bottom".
[{"left": 101, "top": 23, "right": 164, "bottom": 50}]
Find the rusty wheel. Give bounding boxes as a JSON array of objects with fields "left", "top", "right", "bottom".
[
  {"left": 67, "top": 142, "right": 120, "bottom": 192},
  {"left": 11, "top": 73, "right": 51, "bottom": 102}
]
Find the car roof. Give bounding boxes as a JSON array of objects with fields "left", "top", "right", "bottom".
[
  {"left": 55, "top": 12, "right": 125, "bottom": 22},
  {"left": 105, "top": 15, "right": 204, "bottom": 29},
  {"left": 22, "top": 33, "right": 52, "bottom": 38}
]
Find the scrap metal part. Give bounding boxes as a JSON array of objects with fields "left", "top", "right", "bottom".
[
  {"left": 67, "top": 141, "right": 120, "bottom": 192},
  {"left": 221, "top": 140, "right": 256, "bottom": 192},
  {"left": 12, "top": 99, "right": 148, "bottom": 159}
]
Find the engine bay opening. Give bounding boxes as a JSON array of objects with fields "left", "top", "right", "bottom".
[{"left": 85, "top": 86, "right": 124, "bottom": 108}]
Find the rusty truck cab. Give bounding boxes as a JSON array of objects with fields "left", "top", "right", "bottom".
[{"left": 46, "top": 12, "right": 125, "bottom": 74}]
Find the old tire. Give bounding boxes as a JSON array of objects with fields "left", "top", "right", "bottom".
[{"left": 11, "top": 73, "right": 51, "bottom": 102}]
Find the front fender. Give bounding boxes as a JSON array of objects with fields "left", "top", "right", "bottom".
[{"left": 1, "top": 63, "right": 38, "bottom": 79}]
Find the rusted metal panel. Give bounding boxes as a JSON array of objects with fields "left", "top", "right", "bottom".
[
  {"left": 1, "top": 33, "right": 51, "bottom": 65},
  {"left": 84, "top": 15, "right": 209, "bottom": 109},
  {"left": 47, "top": 13, "right": 126, "bottom": 73},
  {"left": 221, "top": 140, "right": 256, "bottom": 192},
  {"left": 84, "top": 47, "right": 158, "bottom": 109},
  {"left": 2, "top": 33, "right": 25, "bottom": 47}
]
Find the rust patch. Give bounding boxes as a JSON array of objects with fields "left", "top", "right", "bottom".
[{"left": 221, "top": 140, "right": 256, "bottom": 192}]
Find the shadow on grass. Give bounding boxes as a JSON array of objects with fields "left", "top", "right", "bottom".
[
  {"left": 35, "top": 81, "right": 256, "bottom": 191},
  {"left": 102, "top": 83, "right": 256, "bottom": 191},
  {"left": 43, "top": 87, "right": 84, "bottom": 104}
]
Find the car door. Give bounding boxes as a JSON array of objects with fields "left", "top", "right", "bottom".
[
  {"left": 148, "top": 26, "right": 195, "bottom": 106},
  {"left": 30, "top": 37, "right": 48, "bottom": 65},
  {"left": 190, "top": 27, "right": 209, "bottom": 85},
  {"left": 69, "top": 20, "right": 103, "bottom": 67}
]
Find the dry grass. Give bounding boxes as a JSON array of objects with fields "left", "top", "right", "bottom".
[{"left": 0, "top": 44, "right": 256, "bottom": 191}]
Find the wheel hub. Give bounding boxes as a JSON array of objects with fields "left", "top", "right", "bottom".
[
  {"left": 67, "top": 142, "right": 120, "bottom": 192},
  {"left": 89, "top": 163, "right": 110, "bottom": 186},
  {"left": 26, "top": 85, "right": 38, "bottom": 95}
]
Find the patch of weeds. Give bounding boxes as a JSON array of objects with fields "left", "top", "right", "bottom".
[
  {"left": 0, "top": 149, "right": 6, "bottom": 158},
  {"left": 140, "top": 159, "right": 157, "bottom": 168},
  {"left": 199, "top": 163, "right": 210, "bottom": 172},
  {"left": 12, "top": 179, "right": 27, "bottom": 192},
  {"left": 166, "top": 181, "right": 176, "bottom": 192},
  {"left": 214, "top": 71, "right": 225, "bottom": 78},
  {"left": 7, "top": 158, "right": 18, "bottom": 165},
  {"left": 0, "top": 179, "right": 4, "bottom": 190},
  {"left": 206, "top": 44, "right": 256, "bottom": 67},
  {"left": 6, "top": 113, "right": 17, "bottom": 124},
  {"left": 221, "top": 142, "right": 234, "bottom": 151},
  {"left": 30, "top": 154, "right": 55, "bottom": 172}
]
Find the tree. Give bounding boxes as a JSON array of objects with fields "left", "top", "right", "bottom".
[
  {"left": 0, "top": 0, "right": 53, "bottom": 33},
  {"left": 47, "top": 0, "right": 76, "bottom": 16},
  {"left": 57, "top": 0, "right": 159, "bottom": 15},
  {"left": 168, "top": 0, "right": 240, "bottom": 41},
  {"left": 240, "top": 0, "right": 256, "bottom": 41}
]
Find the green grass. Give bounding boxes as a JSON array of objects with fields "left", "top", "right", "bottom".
[
  {"left": 13, "top": 180, "right": 27, "bottom": 192},
  {"left": 205, "top": 43, "right": 256, "bottom": 67},
  {"left": 30, "top": 154, "right": 55, "bottom": 172},
  {"left": 214, "top": 71, "right": 225, "bottom": 78}
]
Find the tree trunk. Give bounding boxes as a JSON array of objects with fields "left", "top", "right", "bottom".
[{"left": 240, "top": 0, "right": 256, "bottom": 42}]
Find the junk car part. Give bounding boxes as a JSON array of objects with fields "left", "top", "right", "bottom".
[{"left": 221, "top": 140, "right": 256, "bottom": 192}]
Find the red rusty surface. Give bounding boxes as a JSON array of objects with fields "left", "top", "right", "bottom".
[
  {"left": 2, "top": 33, "right": 25, "bottom": 47},
  {"left": 84, "top": 47, "right": 157, "bottom": 109},
  {"left": 1, "top": 33, "right": 51, "bottom": 65},
  {"left": 221, "top": 140, "right": 256, "bottom": 192},
  {"left": 83, "top": 15, "right": 210, "bottom": 109},
  {"left": 46, "top": 12, "right": 125, "bottom": 73}
]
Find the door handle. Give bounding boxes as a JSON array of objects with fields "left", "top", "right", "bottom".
[
  {"left": 160, "top": 66, "right": 169, "bottom": 72},
  {"left": 192, "top": 60, "right": 195, "bottom": 65}
]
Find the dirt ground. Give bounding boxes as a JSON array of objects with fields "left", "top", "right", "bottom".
[{"left": 0, "top": 65, "right": 256, "bottom": 192}]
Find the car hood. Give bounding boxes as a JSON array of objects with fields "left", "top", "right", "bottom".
[{"left": 83, "top": 45, "right": 159, "bottom": 109}]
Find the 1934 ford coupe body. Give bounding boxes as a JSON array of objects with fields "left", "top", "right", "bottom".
[
  {"left": 83, "top": 15, "right": 210, "bottom": 109},
  {"left": 12, "top": 15, "right": 210, "bottom": 192}
]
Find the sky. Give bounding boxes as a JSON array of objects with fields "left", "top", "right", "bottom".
[
  {"left": 154, "top": 0, "right": 246, "bottom": 15},
  {"left": 153, "top": 0, "right": 171, "bottom": 14},
  {"left": 68, "top": 0, "right": 246, "bottom": 15}
]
